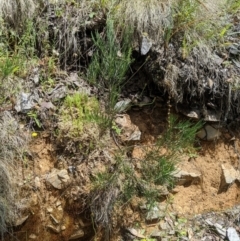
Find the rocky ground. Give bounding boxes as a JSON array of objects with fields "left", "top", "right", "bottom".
[
  {"left": 3, "top": 79, "right": 240, "bottom": 241},
  {"left": 0, "top": 1, "right": 240, "bottom": 241}
]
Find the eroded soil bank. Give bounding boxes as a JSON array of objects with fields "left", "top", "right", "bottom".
[
  {"left": 4, "top": 102, "right": 240, "bottom": 241},
  {"left": 0, "top": 1, "right": 240, "bottom": 241}
]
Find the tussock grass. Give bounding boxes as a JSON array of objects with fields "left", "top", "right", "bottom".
[
  {"left": 115, "top": 0, "right": 171, "bottom": 42},
  {"left": 0, "top": 0, "right": 39, "bottom": 28},
  {"left": 0, "top": 111, "right": 29, "bottom": 237}
]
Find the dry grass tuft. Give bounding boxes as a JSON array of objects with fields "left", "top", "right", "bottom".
[
  {"left": 35, "top": 0, "right": 101, "bottom": 69},
  {"left": 0, "top": 111, "right": 29, "bottom": 237},
  {"left": 0, "top": 0, "right": 40, "bottom": 27},
  {"left": 115, "top": 0, "right": 171, "bottom": 42}
]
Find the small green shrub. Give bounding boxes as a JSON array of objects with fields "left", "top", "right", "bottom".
[
  {"left": 87, "top": 19, "right": 133, "bottom": 113},
  {"left": 141, "top": 115, "right": 202, "bottom": 193},
  {"left": 227, "top": 0, "right": 240, "bottom": 14},
  {"left": 143, "top": 154, "right": 176, "bottom": 188},
  {"left": 0, "top": 54, "right": 20, "bottom": 82},
  {"left": 160, "top": 115, "right": 203, "bottom": 153}
]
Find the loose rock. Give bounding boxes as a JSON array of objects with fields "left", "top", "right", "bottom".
[
  {"left": 45, "top": 168, "right": 70, "bottom": 189},
  {"left": 114, "top": 114, "right": 141, "bottom": 142},
  {"left": 227, "top": 227, "right": 240, "bottom": 241},
  {"left": 146, "top": 206, "right": 165, "bottom": 223},
  {"left": 34, "top": 176, "right": 41, "bottom": 189},
  {"left": 220, "top": 164, "right": 240, "bottom": 192},
  {"left": 197, "top": 125, "right": 221, "bottom": 141},
  {"left": 173, "top": 161, "right": 201, "bottom": 186}
]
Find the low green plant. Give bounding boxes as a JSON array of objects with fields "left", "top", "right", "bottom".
[
  {"left": 141, "top": 115, "right": 202, "bottom": 197},
  {"left": 0, "top": 54, "right": 20, "bottom": 82},
  {"left": 143, "top": 154, "right": 176, "bottom": 188},
  {"left": 17, "top": 20, "right": 37, "bottom": 59},
  {"left": 27, "top": 110, "right": 42, "bottom": 128},
  {"left": 227, "top": 0, "right": 240, "bottom": 14},
  {"left": 161, "top": 115, "right": 203, "bottom": 153},
  {"left": 60, "top": 93, "right": 100, "bottom": 136}
]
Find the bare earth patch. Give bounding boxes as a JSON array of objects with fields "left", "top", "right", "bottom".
[{"left": 172, "top": 140, "right": 240, "bottom": 215}]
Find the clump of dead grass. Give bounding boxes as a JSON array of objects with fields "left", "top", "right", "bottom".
[
  {"left": 0, "top": 111, "right": 29, "bottom": 237},
  {"left": 35, "top": 0, "right": 102, "bottom": 70},
  {"left": 0, "top": 0, "right": 42, "bottom": 28},
  {"left": 115, "top": 0, "right": 171, "bottom": 42}
]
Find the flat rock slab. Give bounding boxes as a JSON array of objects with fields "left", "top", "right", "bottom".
[{"left": 173, "top": 161, "right": 201, "bottom": 186}]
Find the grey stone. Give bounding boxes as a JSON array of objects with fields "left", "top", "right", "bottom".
[
  {"left": 34, "top": 176, "right": 41, "bottom": 189},
  {"left": 69, "top": 229, "right": 85, "bottom": 240},
  {"left": 151, "top": 230, "right": 165, "bottom": 238},
  {"left": 40, "top": 101, "right": 55, "bottom": 110},
  {"left": 169, "top": 230, "right": 175, "bottom": 235},
  {"left": 141, "top": 34, "right": 153, "bottom": 55},
  {"left": 31, "top": 67, "right": 40, "bottom": 84},
  {"left": 114, "top": 99, "right": 131, "bottom": 113},
  {"left": 159, "top": 222, "right": 169, "bottom": 230},
  {"left": 213, "top": 54, "right": 223, "bottom": 65},
  {"left": 61, "top": 225, "right": 66, "bottom": 231},
  {"left": 197, "top": 125, "right": 221, "bottom": 141},
  {"left": 15, "top": 92, "right": 38, "bottom": 112},
  {"left": 222, "top": 164, "right": 239, "bottom": 184},
  {"left": 205, "top": 219, "right": 214, "bottom": 226},
  {"left": 48, "top": 84, "right": 67, "bottom": 101},
  {"left": 182, "top": 109, "right": 200, "bottom": 119},
  {"left": 227, "top": 227, "right": 240, "bottom": 241},
  {"left": 46, "top": 207, "right": 53, "bottom": 213},
  {"left": 114, "top": 114, "right": 141, "bottom": 142},
  {"left": 146, "top": 206, "right": 164, "bottom": 223},
  {"left": 56, "top": 200, "right": 61, "bottom": 207},
  {"left": 45, "top": 169, "right": 70, "bottom": 189},
  {"left": 201, "top": 236, "right": 214, "bottom": 241}
]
